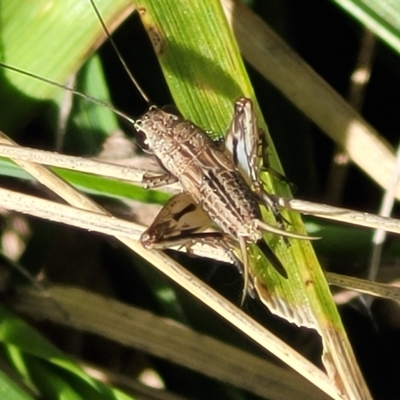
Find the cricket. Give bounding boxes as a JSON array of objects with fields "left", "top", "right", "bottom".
[
  {"left": 1, "top": 2, "right": 388, "bottom": 398},
  {"left": 0, "top": 0, "right": 314, "bottom": 305}
]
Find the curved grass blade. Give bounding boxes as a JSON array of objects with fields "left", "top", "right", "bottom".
[
  {"left": 133, "top": 0, "right": 371, "bottom": 398},
  {"left": 0, "top": 305, "right": 136, "bottom": 400},
  {"left": 332, "top": 0, "right": 400, "bottom": 55},
  {"left": 0, "top": 0, "right": 133, "bottom": 133}
]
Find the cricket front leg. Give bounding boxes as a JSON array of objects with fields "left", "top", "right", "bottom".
[{"left": 141, "top": 172, "right": 179, "bottom": 189}]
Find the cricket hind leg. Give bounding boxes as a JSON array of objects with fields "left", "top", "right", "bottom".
[
  {"left": 143, "top": 231, "right": 244, "bottom": 274},
  {"left": 224, "top": 98, "right": 261, "bottom": 190},
  {"left": 225, "top": 98, "right": 310, "bottom": 242},
  {"left": 238, "top": 236, "right": 252, "bottom": 306},
  {"left": 224, "top": 98, "right": 283, "bottom": 217},
  {"left": 140, "top": 192, "right": 244, "bottom": 274},
  {"left": 224, "top": 99, "right": 282, "bottom": 220}
]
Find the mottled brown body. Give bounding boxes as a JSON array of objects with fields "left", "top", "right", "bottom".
[
  {"left": 135, "top": 106, "right": 262, "bottom": 242},
  {"left": 136, "top": 100, "right": 312, "bottom": 302}
]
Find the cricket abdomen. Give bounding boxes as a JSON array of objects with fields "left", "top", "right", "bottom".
[{"left": 199, "top": 169, "right": 262, "bottom": 241}]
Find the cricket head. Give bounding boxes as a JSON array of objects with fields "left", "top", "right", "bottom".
[{"left": 134, "top": 105, "right": 184, "bottom": 154}]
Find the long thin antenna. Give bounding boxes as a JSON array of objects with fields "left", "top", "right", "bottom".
[
  {"left": 89, "top": 0, "right": 150, "bottom": 104},
  {"left": 0, "top": 62, "right": 135, "bottom": 124}
]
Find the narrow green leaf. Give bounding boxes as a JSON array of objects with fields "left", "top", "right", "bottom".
[
  {"left": 0, "top": 369, "right": 35, "bottom": 400},
  {"left": 331, "top": 0, "right": 400, "bottom": 54},
  {"left": 132, "top": 0, "right": 370, "bottom": 397},
  {"left": 0, "top": 0, "right": 133, "bottom": 134},
  {"left": 0, "top": 305, "right": 136, "bottom": 400}
]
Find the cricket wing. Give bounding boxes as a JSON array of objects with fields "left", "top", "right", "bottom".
[{"left": 141, "top": 193, "right": 212, "bottom": 248}]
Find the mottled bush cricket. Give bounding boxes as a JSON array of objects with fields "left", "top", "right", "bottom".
[
  {"left": 0, "top": 0, "right": 314, "bottom": 304},
  {"left": 136, "top": 99, "right": 315, "bottom": 302}
]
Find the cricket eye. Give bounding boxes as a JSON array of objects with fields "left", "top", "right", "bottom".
[
  {"left": 135, "top": 129, "right": 151, "bottom": 152},
  {"left": 162, "top": 105, "right": 183, "bottom": 119}
]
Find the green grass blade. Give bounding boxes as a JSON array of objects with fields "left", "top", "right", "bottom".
[
  {"left": 0, "top": 305, "right": 136, "bottom": 400},
  {"left": 332, "top": 0, "right": 400, "bottom": 54},
  {"left": 133, "top": 0, "right": 371, "bottom": 398},
  {"left": 0, "top": 0, "right": 133, "bottom": 133},
  {"left": 0, "top": 369, "right": 35, "bottom": 400}
]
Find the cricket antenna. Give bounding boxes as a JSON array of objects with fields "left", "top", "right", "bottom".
[
  {"left": 0, "top": 62, "right": 135, "bottom": 124},
  {"left": 89, "top": 0, "right": 150, "bottom": 104}
]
